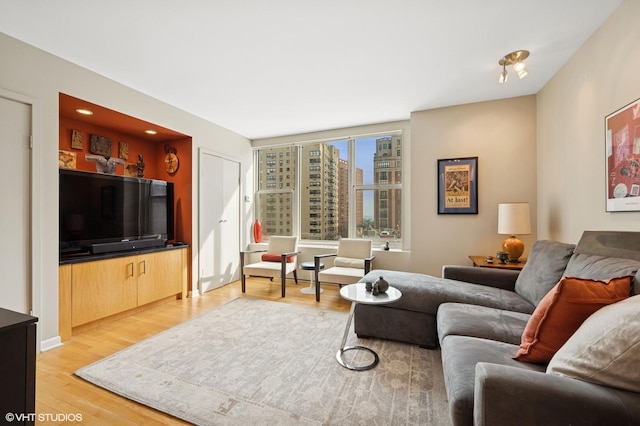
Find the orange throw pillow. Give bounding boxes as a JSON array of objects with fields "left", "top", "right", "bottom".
[
  {"left": 261, "top": 253, "right": 295, "bottom": 263},
  {"left": 514, "top": 276, "right": 631, "bottom": 364}
]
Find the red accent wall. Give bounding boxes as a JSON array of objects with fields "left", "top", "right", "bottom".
[{"left": 58, "top": 98, "right": 193, "bottom": 248}]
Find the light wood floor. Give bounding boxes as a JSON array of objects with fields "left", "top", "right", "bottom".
[{"left": 36, "top": 278, "right": 350, "bottom": 425}]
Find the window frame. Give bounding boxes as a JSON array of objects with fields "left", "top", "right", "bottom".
[{"left": 254, "top": 130, "right": 404, "bottom": 247}]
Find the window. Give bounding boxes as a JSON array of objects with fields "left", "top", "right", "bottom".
[
  {"left": 255, "top": 146, "right": 296, "bottom": 238},
  {"left": 255, "top": 133, "right": 403, "bottom": 245}
]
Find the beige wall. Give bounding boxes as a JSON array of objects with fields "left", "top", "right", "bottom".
[
  {"left": 410, "top": 96, "right": 537, "bottom": 276},
  {"left": 537, "top": 0, "right": 640, "bottom": 243},
  {"left": 0, "top": 34, "right": 253, "bottom": 350}
]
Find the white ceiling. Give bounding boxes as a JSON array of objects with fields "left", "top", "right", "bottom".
[{"left": 0, "top": 0, "right": 623, "bottom": 140}]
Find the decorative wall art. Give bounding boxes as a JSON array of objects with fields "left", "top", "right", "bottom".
[
  {"left": 71, "top": 130, "right": 83, "bottom": 149},
  {"left": 85, "top": 154, "right": 124, "bottom": 174},
  {"left": 118, "top": 141, "right": 129, "bottom": 160},
  {"left": 164, "top": 144, "right": 179, "bottom": 175},
  {"left": 124, "top": 163, "right": 138, "bottom": 177},
  {"left": 437, "top": 156, "right": 478, "bottom": 214},
  {"left": 58, "top": 150, "right": 77, "bottom": 169},
  {"left": 89, "top": 134, "right": 113, "bottom": 157},
  {"left": 124, "top": 156, "right": 146, "bottom": 178},
  {"left": 605, "top": 98, "right": 640, "bottom": 212}
]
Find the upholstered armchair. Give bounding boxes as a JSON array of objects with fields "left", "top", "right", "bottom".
[
  {"left": 313, "top": 238, "right": 374, "bottom": 301},
  {"left": 240, "top": 236, "right": 299, "bottom": 297}
]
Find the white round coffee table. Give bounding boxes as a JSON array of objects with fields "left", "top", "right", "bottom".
[{"left": 337, "top": 283, "right": 402, "bottom": 370}]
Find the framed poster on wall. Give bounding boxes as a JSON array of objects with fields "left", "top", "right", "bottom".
[
  {"left": 437, "top": 156, "right": 478, "bottom": 214},
  {"left": 605, "top": 98, "right": 640, "bottom": 212}
]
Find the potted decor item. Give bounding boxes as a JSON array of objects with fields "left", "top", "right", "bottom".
[
  {"left": 372, "top": 276, "right": 389, "bottom": 295},
  {"left": 253, "top": 219, "right": 262, "bottom": 243}
]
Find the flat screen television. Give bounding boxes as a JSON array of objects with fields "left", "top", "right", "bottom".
[{"left": 59, "top": 169, "right": 174, "bottom": 256}]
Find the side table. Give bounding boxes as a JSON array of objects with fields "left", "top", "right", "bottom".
[
  {"left": 469, "top": 255, "right": 526, "bottom": 271},
  {"left": 299, "top": 261, "right": 324, "bottom": 295},
  {"left": 337, "top": 283, "right": 402, "bottom": 370}
]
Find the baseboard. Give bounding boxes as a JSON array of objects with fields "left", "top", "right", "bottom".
[{"left": 40, "top": 336, "right": 63, "bottom": 352}]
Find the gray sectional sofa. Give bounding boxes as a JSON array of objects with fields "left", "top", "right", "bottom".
[{"left": 354, "top": 231, "right": 640, "bottom": 426}]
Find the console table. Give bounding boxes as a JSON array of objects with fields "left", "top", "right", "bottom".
[{"left": 0, "top": 308, "right": 38, "bottom": 426}]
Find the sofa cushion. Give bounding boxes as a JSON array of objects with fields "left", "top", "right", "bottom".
[
  {"left": 437, "top": 303, "right": 530, "bottom": 346},
  {"left": 360, "top": 269, "right": 535, "bottom": 315},
  {"left": 333, "top": 256, "right": 365, "bottom": 268},
  {"left": 514, "top": 240, "right": 576, "bottom": 306},
  {"left": 441, "top": 335, "right": 545, "bottom": 426},
  {"left": 547, "top": 295, "right": 640, "bottom": 393},
  {"left": 336, "top": 238, "right": 372, "bottom": 259},
  {"left": 261, "top": 253, "right": 295, "bottom": 263},
  {"left": 514, "top": 276, "right": 632, "bottom": 363},
  {"left": 564, "top": 253, "right": 640, "bottom": 293}
]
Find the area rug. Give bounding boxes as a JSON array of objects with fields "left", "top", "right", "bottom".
[{"left": 75, "top": 298, "right": 450, "bottom": 425}]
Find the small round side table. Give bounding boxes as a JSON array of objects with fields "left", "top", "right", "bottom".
[
  {"left": 299, "top": 261, "right": 324, "bottom": 295},
  {"left": 337, "top": 283, "right": 402, "bottom": 370}
]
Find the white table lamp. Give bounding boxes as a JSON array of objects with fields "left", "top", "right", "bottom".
[{"left": 498, "top": 202, "right": 531, "bottom": 262}]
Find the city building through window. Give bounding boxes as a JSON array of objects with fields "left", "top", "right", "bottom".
[{"left": 255, "top": 133, "right": 403, "bottom": 246}]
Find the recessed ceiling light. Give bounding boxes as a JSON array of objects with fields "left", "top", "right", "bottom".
[
  {"left": 145, "top": 130, "right": 157, "bottom": 135},
  {"left": 75, "top": 108, "right": 93, "bottom": 115}
]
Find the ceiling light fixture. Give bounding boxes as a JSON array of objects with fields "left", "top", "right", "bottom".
[
  {"left": 75, "top": 108, "right": 93, "bottom": 115},
  {"left": 498, "top": 50, "right": 530, "bottom": 83},
  {"left": 499, "top": 63, "right": 508, "bottom": 83},
  {"left": 145, "top": 129, "right": 157, "bottom": 135}
]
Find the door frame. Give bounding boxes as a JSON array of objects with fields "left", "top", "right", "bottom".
[{"left": 197, "top": 148, "right": 242, "bottom": 296}]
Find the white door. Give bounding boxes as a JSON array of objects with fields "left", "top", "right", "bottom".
[
  {"left": 0, "top": 94, "right": 31, "bottom": 313},
  {"left": 199, "top": 150, "right": 240, "bottom": 293}
]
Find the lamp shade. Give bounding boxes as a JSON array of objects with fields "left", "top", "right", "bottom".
[
  {"left": 498, "top": 202, "right": 531, "bottom": 262},
  {"left": 498, "top": 203, "right": 531, "bottom": 235}
]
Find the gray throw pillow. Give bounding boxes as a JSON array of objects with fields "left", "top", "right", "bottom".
[{"left": 514, "top": 240, "right": 575, "bottom": 306}]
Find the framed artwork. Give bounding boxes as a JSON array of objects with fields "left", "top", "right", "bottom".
[
  {"left": 437, "top": 156, "right": 478, "bottom": 214},
  {"left": 71, "top": 129, "right": 83, "bottom": 149},
  {"left": 605, "top": 98, "right": 640, "bottom": 212},
  {"left": 118, "top": 141, "right": 129, "bottom": 160},
  {"left": 58, "top": 150, "right": 77, "bottom": 169}
]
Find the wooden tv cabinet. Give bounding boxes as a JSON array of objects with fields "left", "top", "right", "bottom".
[{"left": 58, "top": 246, "right": 188, "bottom": 340}]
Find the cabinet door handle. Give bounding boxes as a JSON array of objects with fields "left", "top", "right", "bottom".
[
  {"left": 128, "top": 262, "right": 134, "bottom": 277},
  {"left": 141, "top": 260, "right": 146, "bottom": 275}
]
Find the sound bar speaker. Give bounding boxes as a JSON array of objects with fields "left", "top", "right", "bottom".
[{"left": 90, "top": 239, "right": 165, "bottom": 254}]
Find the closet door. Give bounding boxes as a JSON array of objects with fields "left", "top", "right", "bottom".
[
  {"left": 0, "top": 94, "right": 31, "bottom": 314},
  {"left": 199, "top": 150, "right": 240, "bottom": 293}
]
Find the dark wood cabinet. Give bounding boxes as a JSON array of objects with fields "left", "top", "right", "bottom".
[{"left": 0, "top": 308, "right": 37, "bottom": 426}]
